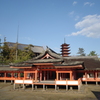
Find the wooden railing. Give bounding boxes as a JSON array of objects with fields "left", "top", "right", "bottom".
[
  {"left": 55, "top": 78, "right": 82, "bottom": 86},
  {"left": 82, "top": 77, "right": 100, "bottom": 81}
]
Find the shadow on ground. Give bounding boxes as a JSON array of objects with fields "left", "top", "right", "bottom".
[{"left": 92, "top": 91, "right": 100, "bottom": 100}]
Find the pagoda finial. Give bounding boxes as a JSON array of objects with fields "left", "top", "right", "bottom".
[{"left": 64, "top": 37, "right": 66, "bottom": 44}]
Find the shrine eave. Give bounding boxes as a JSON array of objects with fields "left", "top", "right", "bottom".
[
  {"left": 25, "top": 59, "right": 63, "bottom": 63},
  {"left": 54, "top": 65, "right": 83, "bottom": 69},
  {"left": 10, "top": 64, "right": 33, "bottom": 68}
]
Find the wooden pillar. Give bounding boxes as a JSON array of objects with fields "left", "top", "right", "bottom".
[
  {"left": 14, "top": 83, "right": 15, "bottom": 90},
  {"left": 11, "top": 73, "right": 14, "bottom": 78},
  {"left": 95, "top": 72, "right": 97, "bottom": 80},
  {"left": 43, "top": 84, "right": 45, "bottom": 91},
  {"left": 66, "top": 85, "right": 68, "bottom": 91},
  {"left": 85, "top": 72, "right": 87, "bottom": 85},
  {"left": 85, "top": 72, "right": 87, "bottom": 78},
  {"left": 44, "top": 71, "right": 46, "bottom": 80},
  {"left": 56, "top": 71, "right": 58, "bottom": 80},
  {"left": 18, "top": 73, "right": 20, "bottom": 79},
  {"left": 24, "top": 72, "right": 26, "bottom": 79},
  {"left": 55, "top": 85, "right": 57, "bottom": 91},
  {"left": 4, "top": 72, "right": 6, "bottom": 83},
  {"left": 35, "top": 70, "right": 37, "bottom": 82},
  {"left": 35, "top": 85, "right": 37, "bottom": 90},
  {"left": 70, "top": 72, "right": 72, "bottom": 80},
  {"left": 78, "top": 85, "right": 80, "bottom": 91},
  {"left": 60, "top": 73, "right": 61, "bottom": 80},
  {"left": 4, "top": 72, "right": 6, "bottom": 77},
  {"left": 32, "top": 84, "right": 34, "bottom": 91},
  {"left": 23, "top": 84, "right": 25, "bottom": 89},
  {"left": 96, "top": 81, "right": 98, "bottom": 85},
  {"left": 40, "top": 71, "right": 42, "bottom": 81},
  {"left": 11, "top": 80, "right": 13, "bottom": 84}
]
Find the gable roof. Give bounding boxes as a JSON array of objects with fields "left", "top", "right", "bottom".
[{"left": 33, "top": 47, "right": 62, "bottom": 60}]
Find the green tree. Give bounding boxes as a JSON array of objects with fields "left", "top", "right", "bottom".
[
  {"left": 14, "top": 45, "right": 34, "bottom": 63},
  {"left": 0, "top": 43, "right": 34, "bottom": 64},
  {"left": 0, "top": 42, "right": 10, "bottom": 63},
  {"left": 77, "top": 48, "right": 86, "bottom": 56},
  {"left": 88, "top": 51, "right": 98, "bottom": 56}
]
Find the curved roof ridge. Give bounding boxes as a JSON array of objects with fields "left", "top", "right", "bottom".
[{"left": 33, "top": 48, "right": 62, "bottom": 60}]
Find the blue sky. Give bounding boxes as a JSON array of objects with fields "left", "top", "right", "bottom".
[{"left": 0, "top": 0, "right": 100, "bottom": 56}]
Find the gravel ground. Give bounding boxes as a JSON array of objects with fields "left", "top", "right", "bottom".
[{"left": 0, "top": 82, "right": 100, "bottom": 100}]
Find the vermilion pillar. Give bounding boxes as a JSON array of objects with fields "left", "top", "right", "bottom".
[
  {"left": 56, "top": 71, "right": 58, "bottom": 80},
  {"left": 40, "top": 71, "right": 42, "bottom": 81},
  {"left": 44, "top": 71, "right": 46, "bottom": 80},
  {"left": 70, "top": 72, "right": 72, "bottom": 80},
  {"left": 35, "top": 70, "right": 37, "bottom": 82}
]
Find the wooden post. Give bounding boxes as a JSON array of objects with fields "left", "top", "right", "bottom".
[
  {"left": 56, "top": 71, "right": 58, "bottom": 80},
  {"left": 70, "top": 72, "right": 72, "bottom": 80},
  {"left": 96, "top": 81, "right": 98, "bottom": 85},
  {"left": 35, "top": 70, "right": 37, "bottom": 82},
  {"left": 85, "top": 72, "right": 87, "bottom": 78},
  {"left": 4, "top": 72, "right": 6, "bottom": 77},
  {"left": 18, "top": 73, "right": 20, "bottom": 79},
  {"left": 35, "top": 85, "right": 37, "bottom": 90},
  {"left": 70, "top": 86, "right": 73, "bottom": 90},
  {"left": 4, "top": 72, "right": 6, "bottom": 83},
  {"left": 4, "top": 80, "right": 6, "bottom": 83},
  {"left": 46, "top": 85, "right": 47, "bottom": 90},
  {"left": 66, "top": 85, "right": 68, "bottom": 91},
  {"left": 32, "top": 84, "right": 34, "bottom": 91},
  {"left": 85, "top": 81, "right": 87, "bottom": 85},
  {"left": 24, "top": 72, "right": 26, "bottom": 79},
  {"left": 44, "top": 71, "right": 46, "bottom": 80},
  {"left": 95, "top": 72, "right": 97, "bottom": 80},
  {"left": 14, "top": 83, "right": 15, "bottom": 90},
  {"left": 11, "top": 80, "right": 13, "bottom": 84},
  {"left": 60, "top": 73, "right": 61, "bottom": 80},
  {"left": 40, "top": 71, "right": 42, "bottom": 81},
  {"left": 43, "top": 84, "right": 45, "bottom": 91},
  {"left": 78, "top": 85, "right": 80, "bottom": 91},
  {"left": 23, "top": 84, "right": 25, "bottom": 89},
  {"left": 55, "top": 85, "right": 57, "bottom": 91}
]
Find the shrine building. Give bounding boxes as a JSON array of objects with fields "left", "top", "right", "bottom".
[{"left": 0, "top": 42, "right": 100, "bottom": 91}]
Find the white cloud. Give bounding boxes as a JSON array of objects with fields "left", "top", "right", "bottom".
[
  {"left": 73, "top": 1, "right": 77, "bottom": 5},
  {"left": 84, "top": 2, "right": 94, "bottom": 6},
  {"left": 68, "top": 15, "right": 100, "bottom": 38},
  {"left": 69, "top": 11, "right": 74, "bottom": 16}
]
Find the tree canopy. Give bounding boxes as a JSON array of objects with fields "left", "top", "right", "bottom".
[
  {"left": 88, "top": 51, "right": 98, "bottom": 56},
  {"left": 0, "top": 42, "right": 34, "bottom": 64},
  {"left": 77, "top": 48, "right": 86, "bottom": 56}
]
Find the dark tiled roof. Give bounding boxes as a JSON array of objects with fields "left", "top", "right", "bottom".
[
  {"left": 6, "top": 42, "right": 45, "bottom": 53},
  {"left": 26, "top": 59, "right": 63, "bottom": 63},
  {"left": 55, "top": 61, "right": 84, "bottom": 66},
  {"left": 64, "top": 56, "right": 100, "bottom": 70},
  {"left": 0, "top": 65, "right": 23, "bottom": 71},
  {"left": 33, "top": 48, "right": 62, "bottom": 60},
  {"left": 10, "top": 64, "right": 33, "bottom": 67}
]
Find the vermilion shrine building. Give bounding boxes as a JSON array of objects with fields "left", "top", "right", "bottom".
[{"left": 0, "top": 43, "right": 100, "bottom": 90}]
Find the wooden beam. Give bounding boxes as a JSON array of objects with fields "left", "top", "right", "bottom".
[{"left": 33, "top": 63, "right": 53, "bottom": 65}]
